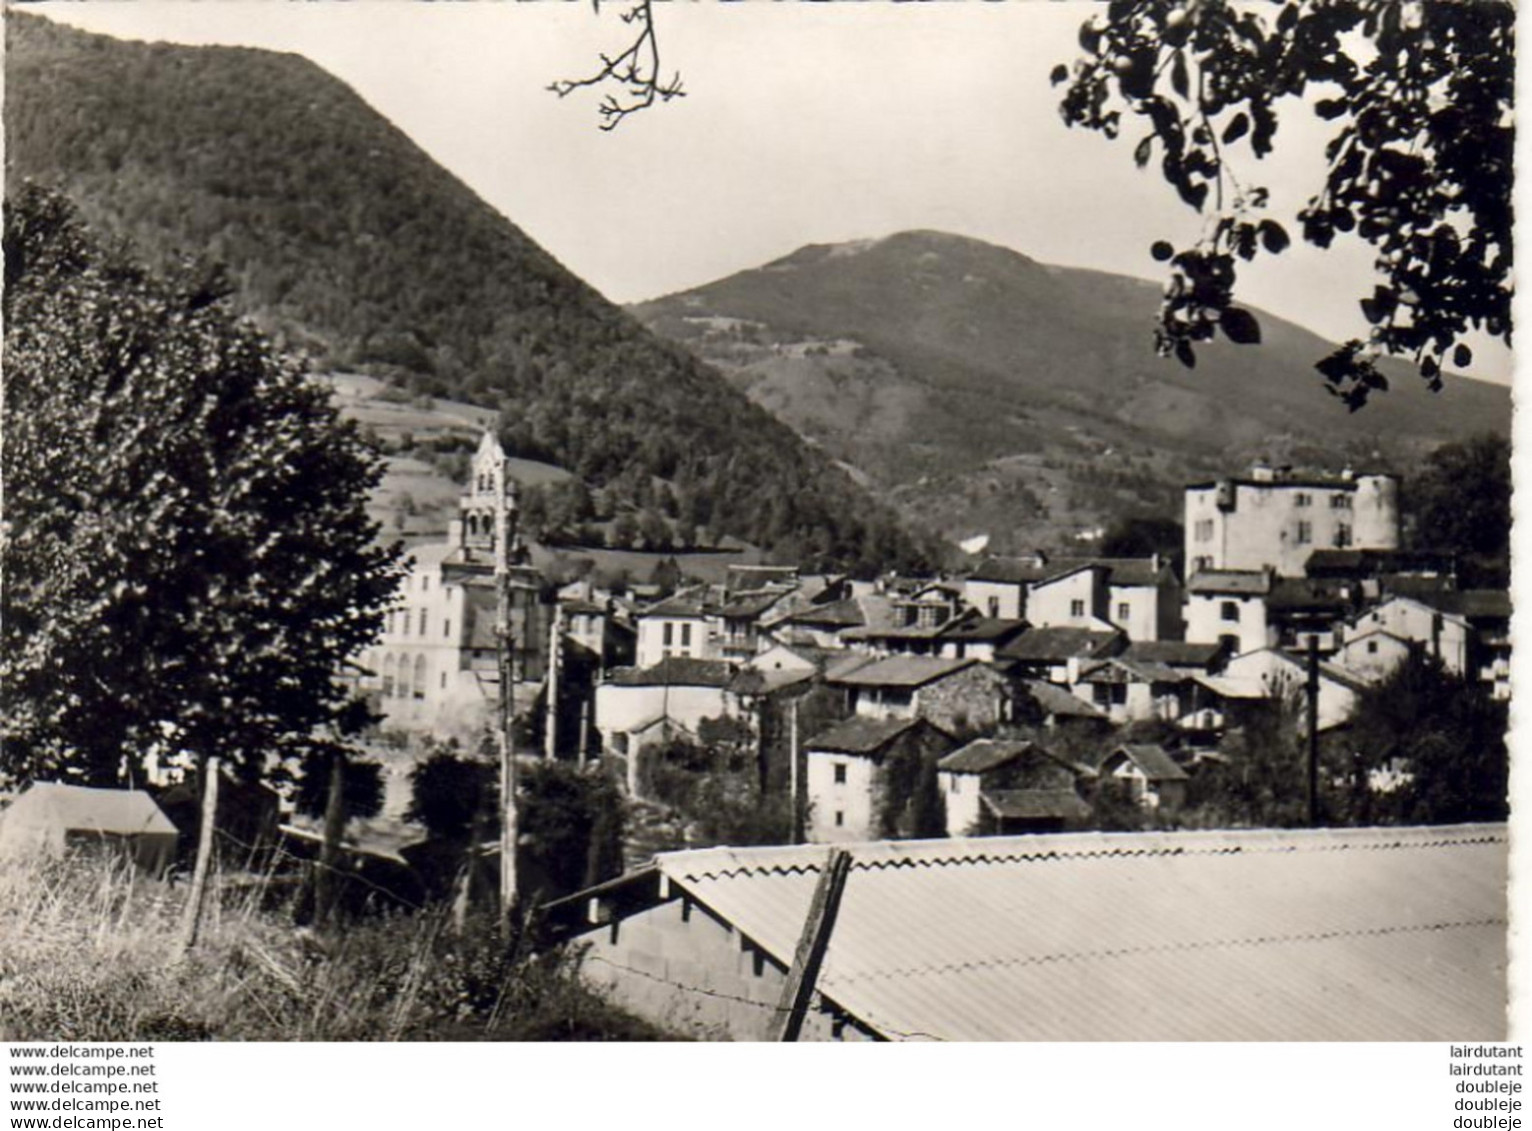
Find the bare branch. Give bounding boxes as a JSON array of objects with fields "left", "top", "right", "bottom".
[{"left": 549, "top": 0, "right": 685, "bottom": 131}]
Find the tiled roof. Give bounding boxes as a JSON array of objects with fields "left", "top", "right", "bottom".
[
  {"left": 1039, "top": 557, "right": 1174, "bottom": 588},
  {"left": 1187, "top": 569, "right": 1272, "bottom": 596},
  {"left": 980, "top": 788, "right": 1090, "bottom": 822},
  {"left": 642, "top": 586, "right": 713, "bottom": 619},
  {"left": 1122, "top": 640, "right": 1226, "bottom": 668},
  {"left": 965, "top": 556, "right": 1052, "bottom": 585},
  {"left": 1019, "top": 679, "right": 1106, "bottom": 719},
  {"left": 1268, "top": 578, "right": 1357, "bottom": 612},
  {"left": 1077, "top": 658, "right": 1187, "bottom": 685},
  {"left": 785, "top": 596, "right": 866, "bottom": 629},
  {"left": 1106, "top": 743, "right": 1188, "bottom": 781},
  {"left": 803, "top": 715, "right": 940, "bottom": 756},
  {"left": 938, "top": 738, "right": 1041, "bottom": 775},
  {"left": 937, "top": 616, "right": 1030, "bottom": 644},
  {"left": 998, "top": 627, "right": 1123, "bottom": 663},
  {"left": 827, "top": 655, "right": 978, "bottom": 689},
  {"left": 604, "top": 657, "right": 736, "bottom": 688},
  {"left": 716, "top": 591, "right": 784, "bottom": 620},
  {"left": 1413, "top": 588, "right": 1512, "bottom": 620},
  {"left": 641, "top": 824, "right": 1507, "bottom": 1041}
]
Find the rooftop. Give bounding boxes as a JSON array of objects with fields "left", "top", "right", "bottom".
[
  {"left": 1019, "top": 679, "right": 1106, "bottom": 720},
  {"left": 570, "top": 824, "right": 1506, "bottom": 1041},
  {"left": 826, "top": 654, "right": 978, "bottom": 689},
  {"left": 997, "top": 626, "right": 1123, "bottom": 664},
  {"left": 604, "top": 656, "right": 736, "bottom": 689},
  {"left": 1122, "top": 640, "right": 1227, "bottom": 668},
  {"left": 1187, "top": 569, "right": 1273, "bottom": 596},
  {"left": 803, "top": 715, "right": 943, "bottom": 756},
  {"left": 980, "top": 788, "right": 1091, "bottom": 822},
  {"left": 1105, "top": 743, "right": 1188, "bottom": 781},
  {"left": 938, "top": 738, "right": 1045, "bottom": 775}
]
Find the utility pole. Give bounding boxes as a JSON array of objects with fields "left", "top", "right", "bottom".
[
  {"left": 174, "top": 755, "right": 220, "bottom": 958},
  {"left": 789, "top": 697, "right": 803, "bottom": 845},
  {"left": 545, "top": 602, "right": 561, "bottom": 761},
  {"left": 1306, "top": 636, "right": 1320, "bottom": 827},
  {"left": 768, "top": 848, "right": 852, "bottom": 1041},
  {"left": 495, "top": 457, "right": 518, "bottom": 923}
]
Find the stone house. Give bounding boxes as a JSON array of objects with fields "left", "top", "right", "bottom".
[
  {"left": 994, "top": 626, "right": 1125, "bottom": 685},
  {"left": 827, "top": 654, "right": 1010, "bottom": 734},
  {"left": 936, "top": 738, "right": 1094, "bottom": 836},
  {"left": 803, "top": 715, "right": 956, "bottom": 843}
]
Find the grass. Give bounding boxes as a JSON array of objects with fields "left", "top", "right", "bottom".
[{"left": 0, "top": 849, "right": 677, "bottom": 1042}]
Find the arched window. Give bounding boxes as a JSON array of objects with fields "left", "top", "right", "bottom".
[
  {"left": 382, "top": 654, "right": 397, "bottom": 697},
  {"left": 413, "top": 655, "right": 428, "bottom": 700},
  {"left": 466, "top": 514, "right": 479, "bottom": 538},
  {"left": 397, "top": 654, "right": 413, "bottom": 699}
]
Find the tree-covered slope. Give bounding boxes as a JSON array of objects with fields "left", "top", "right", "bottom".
[
  {"left": 634, "top": 230, "right": 1511, "bottom": 550},
  {"left": 4, "top": 12, "right": 929, "bottom": 573}
]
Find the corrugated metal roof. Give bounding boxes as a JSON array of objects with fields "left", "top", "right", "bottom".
[{"left": 652, "top": 825, "right": 1507, "bottom": 1041}]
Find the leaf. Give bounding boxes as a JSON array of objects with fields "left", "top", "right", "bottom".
[
  {"left": 1171, "top": 52, "right": 1189, "bottom": 99},
  {"left": 1151, "top": 240, "right": 1175, "bottom": 262},
  {"left": 1222, "top": 113, "right": 1250, "bottom": 145},
  {"left": 1315, "top": 98, "right": 1348, "bottom": 121},
  {"left": 1258, "top": 220, "right": 1290, "bottom": 254},
  {"left": 1454, "top": 343, "right": 1473, "bottom": 368},
  {"left": 1134, "top": 136, "right": 1153, "bottom": 168},
  {"left": 1174, "top": 339, "right": 1197, "bottom": 368},
  {"left": 1219, "top": 307, "right": 1262, "bottom": 345},
  {"left": 1051, "top": 64, "right": 1070, "bottom": 87}
]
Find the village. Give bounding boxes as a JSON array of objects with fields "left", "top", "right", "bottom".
[
  {"left": 359, "top": 433, "right": 1508, "bottom": 832},
  {"left": 2, "top": 426, "right": 1512, "bottom": 1043},
  {"left": 1, "top": 1, "right": 1513, "bottom": 1051}
]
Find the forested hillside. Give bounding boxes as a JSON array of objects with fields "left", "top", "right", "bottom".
[
  {"left": 5, "top": 12, "right": 930, "bottom": 573},
  {"left": 635, "top": 231, "right": 1511, "bottom": 550}
]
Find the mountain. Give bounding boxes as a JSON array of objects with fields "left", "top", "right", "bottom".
[
  {"left": 4, "top": 12, "right": 930, "bottom": 574},
  {"left": 632, "top": 230, "right": 1511, "bottom": 553}
]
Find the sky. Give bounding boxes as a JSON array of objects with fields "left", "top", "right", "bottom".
[{"left": 25, "top": 1, "right": 1515, "bottom": 384}]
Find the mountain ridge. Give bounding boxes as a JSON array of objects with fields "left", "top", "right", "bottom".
[
  {"left": 4, "top": 10, "right": 931, "bottom": 574},
  {"left": 632, "top": 229, "right": 1509, "bottom": 551}
]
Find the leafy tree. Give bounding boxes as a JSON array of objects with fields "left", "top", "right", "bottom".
[
  {"left": 1340, "top": 651, "right": 1507, "bottom": 825},
  {"left": 1, "top": 185, "right": 403, "bottom": 788},
  {"left": 295, "top": 751, "right": 386, "bottom": 824},
  {"left": 1182, "top": 697, "right": 1310, "bottom": 828},
  {"left": 405, "top": 746, "right": 626, "bottom": 903},
  {"left": 1098, "top": 514, "right": 1184, "bottom": 571},
  {"left": 405, "top": 745, "right": 495, "bottom": 841},
  {"left": 1403, "top": 432, "right": 1510, "bottom": 564},
  {"left": 1056, "top": 1, "right": 1512, "bottom": 407}
]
